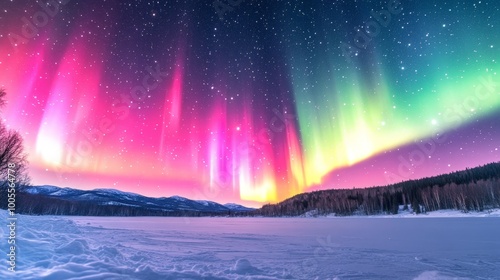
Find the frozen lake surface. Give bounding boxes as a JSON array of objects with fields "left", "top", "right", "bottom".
[{"left": 1, "top": 210, "right": 499, "bottom": 279}]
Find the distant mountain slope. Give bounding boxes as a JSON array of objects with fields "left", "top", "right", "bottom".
[
  {"left": 251, "top": 162, "right": 500, "bottom": 217},
  {"left": 1, "top": 185, "right": 254, "bottom": 216},
  {"left": 223, "top": 203, "right": 255, "bottom": 212}
]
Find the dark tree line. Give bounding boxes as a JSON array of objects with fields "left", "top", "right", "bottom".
[
  {"left": 0, "top": 189, "right": 233, "bottom": 217},
  {"left": 250, "top": 162, "right": 500, "bottom": 217}
]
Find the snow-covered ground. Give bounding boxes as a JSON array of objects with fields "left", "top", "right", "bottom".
[
  {"left": 1, "top": 210, "right": 499, "bottom": 279},
  {"left": 381, "top": 208, "right": 500, "bottom": 218},
  {"left": 319, "top": 209, "right": 500, "bottom": 218}
]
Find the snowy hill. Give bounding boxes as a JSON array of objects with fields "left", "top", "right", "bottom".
[
  {"left": 224, "top": 203, "right": 255, "bottom": 212},
  {"left": 22, "top": 185, "right": 254, "bottom": 214}
]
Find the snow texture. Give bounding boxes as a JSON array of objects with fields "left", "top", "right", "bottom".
[{"left": 1, "top": 210, "right": 499, "bottom": 279}]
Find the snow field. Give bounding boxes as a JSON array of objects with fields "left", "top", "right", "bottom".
[{"left": 1, "top": 210, "right": 499, "bottom": 279}]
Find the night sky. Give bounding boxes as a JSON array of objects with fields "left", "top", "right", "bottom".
[{"left": 1, "top": 0, "right": 499, "bottom": 206}]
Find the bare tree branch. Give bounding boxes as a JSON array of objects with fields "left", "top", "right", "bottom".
[{"left": 0, "top": 90, "right": 31, "bottom": 188}]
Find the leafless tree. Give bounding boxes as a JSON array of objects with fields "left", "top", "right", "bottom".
[{"left": 0, "top": 89, "right": 30, "bottom": 188}]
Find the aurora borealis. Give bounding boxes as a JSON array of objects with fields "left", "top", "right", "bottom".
[{"left": 0, "top": 0, "right": 499, "bottom": 206}]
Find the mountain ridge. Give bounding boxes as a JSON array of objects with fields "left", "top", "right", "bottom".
[{"left": 14, "top": 185, "right": 255, "bottom": 215}]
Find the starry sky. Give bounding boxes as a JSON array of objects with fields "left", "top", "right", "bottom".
[{"left": 0, "top": 0, "right": 499, "bottom": 207}]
